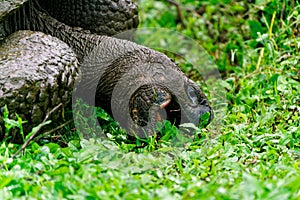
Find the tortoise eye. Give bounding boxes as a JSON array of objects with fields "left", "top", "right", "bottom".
[{"left": 187, "top": 85, "right": 198, "bottom": 105}]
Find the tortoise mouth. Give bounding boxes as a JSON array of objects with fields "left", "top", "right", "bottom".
[
  {"left": 129, "top": 84, "right": 182, "bottom": 128},
  {"left": 164, "top": 99, "right": 182, "bottom": 126},
  {"left": 129, "top": 84, "right": 213, "bottom": 129}
]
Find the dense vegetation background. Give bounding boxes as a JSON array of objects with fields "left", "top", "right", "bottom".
[{"left": 1, "top": 0, "right": 299, "bottom": 199}]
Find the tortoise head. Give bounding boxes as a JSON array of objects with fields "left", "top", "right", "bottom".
[
  {"left": 108, "top": 48, "right": 214, "bottom": 137},
  {"left": 83, "top": 39, "right": 213, "bottom": 138}
]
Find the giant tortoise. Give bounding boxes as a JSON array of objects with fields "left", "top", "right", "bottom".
[{"left": 0, "top": 0, "right": 213, "bottom": 141}]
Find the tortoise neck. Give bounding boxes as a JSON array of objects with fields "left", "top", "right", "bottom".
[{"left": 33, "top": 10, "right": 105, "bottom": 63}]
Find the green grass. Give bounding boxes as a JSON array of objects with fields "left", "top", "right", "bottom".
[{"left": 1, "top": 0, "right": 300, "bottom": 199}]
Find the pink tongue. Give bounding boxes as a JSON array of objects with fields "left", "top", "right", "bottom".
[
  {"left": 156, "top": 97, "right": 171, "bottom": 122},
  {"left": 159, "top": 98, "right": 171, "bottom": 109}
]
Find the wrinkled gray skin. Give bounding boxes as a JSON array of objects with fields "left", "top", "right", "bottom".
[{"left": 0, "top": 0, "right": 212, "bottom": 141}]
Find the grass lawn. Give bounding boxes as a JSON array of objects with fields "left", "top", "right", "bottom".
[{"left": 1, "top": 0, "right": 299, "bottom": 199}]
